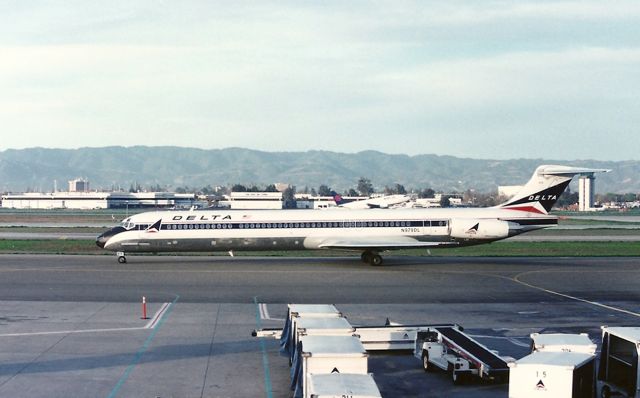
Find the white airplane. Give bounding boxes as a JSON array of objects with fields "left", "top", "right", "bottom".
[
  {"left": 96, "top": 165, "right": 609, "bottom": 265},
  {"left": 337, "top": 194, "right": 411, "bottom": 209}
]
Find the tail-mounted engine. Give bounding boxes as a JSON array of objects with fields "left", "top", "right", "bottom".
[{"left": 449, "top": 219, "right": 521, "bottom": 241}]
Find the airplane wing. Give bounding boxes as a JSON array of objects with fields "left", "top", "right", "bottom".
[{"left": 316, "top": 236, "right": 459, "bottom": 251}]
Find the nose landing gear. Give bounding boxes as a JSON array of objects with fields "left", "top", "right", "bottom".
[{"left": 116, "top": 252, "right": 127, "bottom": 264}]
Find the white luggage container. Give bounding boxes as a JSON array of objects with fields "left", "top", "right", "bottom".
[
  {"left": 292, "top": 335, "right": 369, "bottom": 398},
  {"left": 287, "top": 304, "right": 343, "bottom": 319},
  {"left": 530, "top": 333, "right": 596, "bottom": 354},
  {"left": 289, "top": 317, "right": 356, "bottom": 365},
  {"left": 599, "top": 326, "right": 640, "bottom": 398},
  {"left": 307, "top": 373, "right": 382, "bottom": 398},
  {"left": 280, "top": 304, "right": 344, "bottom": 359},
  {"left": 295, "top": 317, "right": 355, "bottom": 344},
  {"left": 508, "top": 351, "right": 596, "bottom": 398}
]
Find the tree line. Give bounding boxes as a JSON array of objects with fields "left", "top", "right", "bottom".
[{"left": 126, "top": 179, "right": 640, "bottom": 210}]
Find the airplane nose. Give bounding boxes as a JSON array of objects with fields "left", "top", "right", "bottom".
[
  {"left": 96, "top": 226, "right": 126, "bottom": 249},
  {"left": 96, "top": 233, "right": 108, "bottom": 248}
]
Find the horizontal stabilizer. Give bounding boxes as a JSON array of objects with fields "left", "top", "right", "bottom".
[{"left": 536, "top": 165, "right": 611, "bottom": 176}]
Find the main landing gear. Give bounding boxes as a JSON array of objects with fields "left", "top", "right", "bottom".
[
  {"left": 116, "top": 251, "right": 127, "bottom": 264},
  {"left": 361, "top": 250, "right": 383, "bottom": 266}
]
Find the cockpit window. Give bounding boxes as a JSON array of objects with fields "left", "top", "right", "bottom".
[{"left": 121, "top": 218, "right": 136, "bottom": 230}]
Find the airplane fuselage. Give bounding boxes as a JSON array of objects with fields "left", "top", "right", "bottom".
[
  {"left": 97, "top": 207, "right": 555, "bottom": 254},
  {"left": 95, "top": 164, "right": 610, "bottom": 265}
]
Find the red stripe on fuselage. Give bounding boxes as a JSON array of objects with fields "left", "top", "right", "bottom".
[{"left": 504, "top": 205, "right": 546, "bottom": 214}]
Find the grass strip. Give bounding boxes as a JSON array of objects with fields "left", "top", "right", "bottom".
[{"left": 0, "top": 239, "right": 104, "bottom": 254}]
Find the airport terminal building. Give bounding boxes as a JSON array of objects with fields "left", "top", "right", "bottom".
[{"left": 0, "top": 192, "right": 196, "bottom": 210}]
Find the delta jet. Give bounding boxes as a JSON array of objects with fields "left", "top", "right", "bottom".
[
  {"left": 336, "top": 193, "right": 411, "bottom": 209},
  {"left": 96, "top": 165, "right": 609, "bottom": 265}
]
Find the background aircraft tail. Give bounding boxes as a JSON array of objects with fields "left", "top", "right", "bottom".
[
  {"left": 498, "top": 165, "right": 610, "bottom": 214},
  {"left": 331, "top": 191, "right": 346, "bottom": 205}
]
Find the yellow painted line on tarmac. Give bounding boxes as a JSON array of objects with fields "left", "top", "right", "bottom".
[{"left": 507, "top": 270, "right": 640, "bottom": 318}]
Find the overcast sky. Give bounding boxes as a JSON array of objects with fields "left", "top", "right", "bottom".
[{"left": 1, "top": 1, "right": 639, "bottom": 160}]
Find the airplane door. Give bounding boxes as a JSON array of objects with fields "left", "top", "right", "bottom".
[{"left": 423, "top": 219, "right": 449, "bottom": 237}]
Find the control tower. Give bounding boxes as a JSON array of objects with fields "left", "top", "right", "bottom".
[{"left": 578, "top": 174, "right": 596, "bottom": 211}]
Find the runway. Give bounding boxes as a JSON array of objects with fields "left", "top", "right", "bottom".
[{"left": 1, "top": 255, "right": 639, "bottom": 397}]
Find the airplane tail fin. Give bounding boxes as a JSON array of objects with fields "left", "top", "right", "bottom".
[
  {"left": 498, "top": 165, "right": 610, "bottom": 214},
  {"left": 331, "top": 191, "right": 345, "bottom": 205}
]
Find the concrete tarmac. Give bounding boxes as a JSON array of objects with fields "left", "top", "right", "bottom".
[{"left": 1, "top": 254, "right": 640, "bottom": 397}]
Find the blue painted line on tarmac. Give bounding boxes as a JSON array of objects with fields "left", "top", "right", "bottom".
[
  {"left": 253, "top": 296, "right": 274, "bottom": 398},
  {"left": 106, "top": 295, "right": 180, "bottom": 398}
]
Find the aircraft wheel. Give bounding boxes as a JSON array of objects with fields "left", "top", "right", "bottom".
[
  {"left": 117, "top": 256, "right": 127, "bottom": 264},
  {"left": 370, "top": 254, "right": 383, "bottom": 266},
  {"left": 421, "top": 351, "right": 432, "bottom": 372},
  {"left": 361, "top": 251, "right": 372, "bottom": 263},
  {"left": 600, "top": 385, "right": 611, "bottom": 398}
]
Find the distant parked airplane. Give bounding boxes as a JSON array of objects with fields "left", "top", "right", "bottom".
[
  {"left": 332, "top": 191, "right": 411, "bottom": 209},
  {"left": 97, "top": 165, "right": 609, "bottom": 265}
]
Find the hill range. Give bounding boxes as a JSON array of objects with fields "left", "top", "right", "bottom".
[{"left": 0, "top": 146, "right": 637, "bottom": 194}]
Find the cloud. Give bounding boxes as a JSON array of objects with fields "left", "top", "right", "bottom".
[
  {"left": 0, "top": 2, "right": 638, "bottom": 159},
  {"left": 374, "top": 47, "right": 640, "bottom": 108}
]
